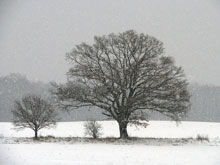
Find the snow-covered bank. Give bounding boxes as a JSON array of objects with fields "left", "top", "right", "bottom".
[{"left": 0, "top": 121, "right": 220, "bottom": 140}]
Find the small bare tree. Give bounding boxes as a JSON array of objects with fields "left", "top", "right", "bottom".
[
  {"left": 12, "top": 95, "right": 57, "bottom": 139},
  {"left": 84, "top": 120, "right": 102, "bottom": 138}
]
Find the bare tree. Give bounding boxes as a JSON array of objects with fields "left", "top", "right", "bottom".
[
  {"left": 53, "top": 30, "right": 190, "bottom": 139},
  {"left": 84, "top": 120, "right": 102, "bottom": 138},
  {"left": 12, "top": 95, "right": 57, "bottom": 139}
]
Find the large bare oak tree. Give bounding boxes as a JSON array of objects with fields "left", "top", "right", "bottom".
[
  {"left": 12, "top": 95, "right": 57, "bottom": 138},
  {"left": 53, "top": 30, "right": 190, "bottom": 138}
]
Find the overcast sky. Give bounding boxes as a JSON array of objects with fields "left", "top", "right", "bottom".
[{"left": 0, "top": 0, "right": 220, "bottom": 85}]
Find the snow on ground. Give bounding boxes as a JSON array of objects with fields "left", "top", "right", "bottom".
[
  {"left": 1, "top": 143, "right": 220, "bottom": 165},
  {"left": 0, "top": 120, "right": 220, "bottom": 139},
  {"left": 0, "top": 121, "right": 220, "bottom": 165}
]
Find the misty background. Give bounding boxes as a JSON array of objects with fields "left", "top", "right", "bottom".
[
  {"left": 0, "top": 0, "right": 220, "bottom": 121},
  {"left": 0, "top": 73, "right": 220, "bottom": 122}
]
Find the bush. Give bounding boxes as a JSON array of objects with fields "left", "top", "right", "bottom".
[
  {"left": 196, "top": 134, "right": 209, "bottom": 142},
  {"left": 84, "top": 120, "right": 102, "bottom": 139}
]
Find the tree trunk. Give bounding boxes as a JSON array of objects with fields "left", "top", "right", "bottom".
[
  {"left": 118, "top": 121, "right": 128, "bottom": 139},
  {"left": 34, "top": 130, "right": 38, "bottom": 139}
]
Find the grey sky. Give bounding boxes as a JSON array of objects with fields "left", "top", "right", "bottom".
[{"left": 0, "top": 0, "right": 220, "bottom": 85}]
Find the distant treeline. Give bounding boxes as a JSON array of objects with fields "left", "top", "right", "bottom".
[{"left": 0, "top": 73, "right": 219, "bottom": 122}]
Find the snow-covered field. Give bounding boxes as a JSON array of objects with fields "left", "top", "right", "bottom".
[
  {"left": 0, "top": 120, "right": 220, "bottom": 139},
  {"left": 0, "top": 121, "right": 220, "bottom": 165},
  {"left": 1, "top": 143, "right": 220, "bottom": 165}
]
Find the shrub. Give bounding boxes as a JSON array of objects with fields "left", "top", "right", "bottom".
[
  {"left": 196, "top": 134, "right": 209, "bottom": 142},
  {"left": 84, "top": 120, "right": 102, "bottom": 139}
]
